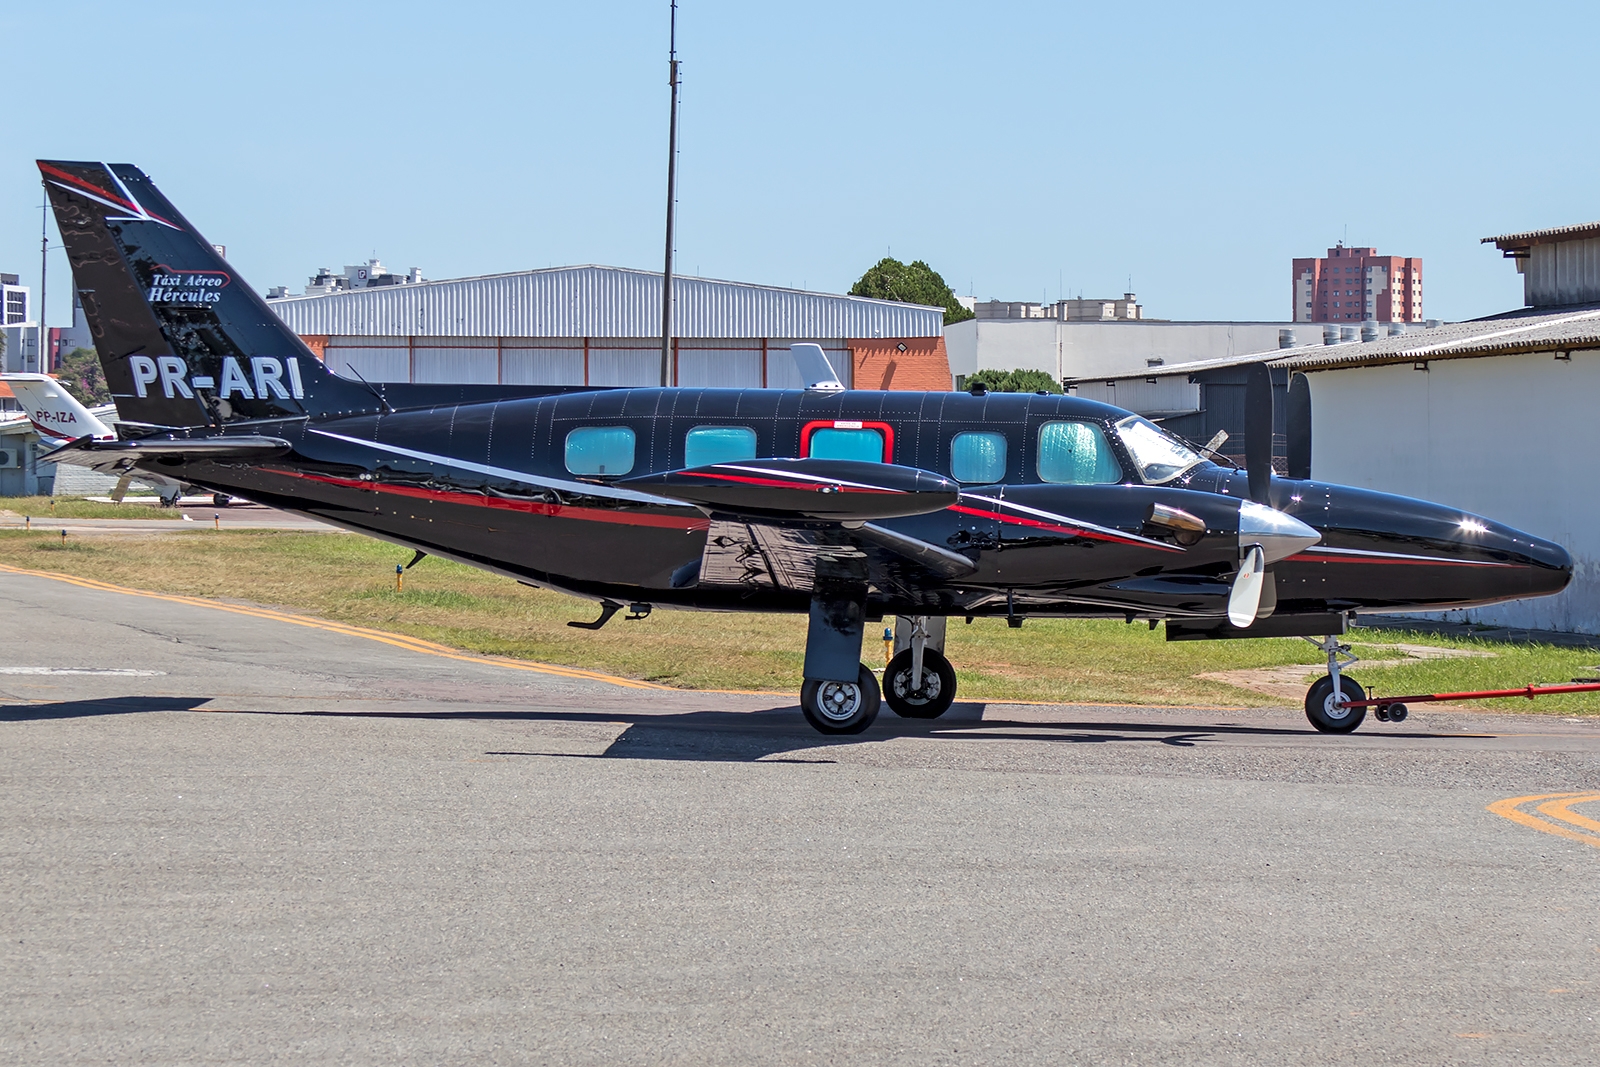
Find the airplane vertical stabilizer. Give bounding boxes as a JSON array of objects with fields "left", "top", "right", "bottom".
[{"left": 39, "top": 161, "right": 381, "bottom": 429}]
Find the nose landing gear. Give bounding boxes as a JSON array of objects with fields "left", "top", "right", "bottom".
[{"left": 1304, "top": 634, "right": 1367, "bottom": 733}]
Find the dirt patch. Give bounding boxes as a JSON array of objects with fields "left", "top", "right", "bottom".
[{"left": 1198, "top": 643, "right": 1496, "bottom": 704}]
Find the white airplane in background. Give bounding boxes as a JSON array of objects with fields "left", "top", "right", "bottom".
[{"left": 1, "top": 373, "right": 194, "bottom": 505}]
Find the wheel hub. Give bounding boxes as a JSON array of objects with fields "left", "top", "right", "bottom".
[
  {"left": 816, "top": 681, "right": 863, "bottom": 722},
  {"left": 892, "top": 668, "right": 942, "bottom": 705},
  {"left": 1323, "top": 692, "right": 1352, "bottom": 720}
]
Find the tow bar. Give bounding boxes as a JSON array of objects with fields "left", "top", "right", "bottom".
[
  {"left": 1340, "top": 681, "right": 1600, "bottom": 722},
  {"left": 1306, "top": 634, "right": 1600, "bottom": 724}
]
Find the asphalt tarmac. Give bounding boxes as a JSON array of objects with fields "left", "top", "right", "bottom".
[{"left": 2, "top": 568, "right": 1598, "bottom": 1065}]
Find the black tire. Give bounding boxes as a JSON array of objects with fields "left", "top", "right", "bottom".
[
  {"left": 212, "top": 493, "right": 232, "bottom": 508},
  {"left": 800, "top": 663, "right": 880, "bottom": 734},
  {"left": 883, "top": 648, "right": 957, "bottom": 719},
  {"left": 1305, "top": 674, "right": 1366, "bottom": 734}
]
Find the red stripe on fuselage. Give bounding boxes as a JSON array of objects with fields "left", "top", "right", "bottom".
[{"left": 268, "top": 469, "right": 711, "bottom": 531}]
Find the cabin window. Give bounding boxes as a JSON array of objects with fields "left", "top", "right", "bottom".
[
  {"left": 684, "top": 425, "right": 757, "bottom": 468},
  {"left": 950, "top": 431, "right": 1007, "bottom": 483},
  {"left": 807, "top": 427, "right": 886, "bottom": 463},
  {"left": 1036, "top": 420, "right": 1122, "bottom": 484},
  {"left": 564, "top": 426, "right": 636, "bottom": 476}
]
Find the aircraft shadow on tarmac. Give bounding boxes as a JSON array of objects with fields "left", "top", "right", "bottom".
[
  {"left": 0, "top": 695, "right": 213, "bottom": 722},
  {"left": 470, "top": 703, "right": 1468, "bottom": 763},
  {"left": 535, "top": 707, "right": 1230, "bottom": 763},
  {"left": 0, "top": 696, "right": 1471, "bottom": 761}
]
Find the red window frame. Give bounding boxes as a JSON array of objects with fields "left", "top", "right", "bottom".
[{"left": 799, "top": 419, "right": 896, "bottom": 462}]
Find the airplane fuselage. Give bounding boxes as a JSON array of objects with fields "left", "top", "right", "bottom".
[{"left": 151, "top": 386, "right": 1570, "bottom": 622}]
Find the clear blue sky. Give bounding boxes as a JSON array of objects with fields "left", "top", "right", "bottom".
[{"left": 4, "top": 1, "right": 1596, "bottom": 327}]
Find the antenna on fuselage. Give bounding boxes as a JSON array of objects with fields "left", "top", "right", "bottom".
[{"left": 791, "top": 343, "right": 844, "bottom": 392}]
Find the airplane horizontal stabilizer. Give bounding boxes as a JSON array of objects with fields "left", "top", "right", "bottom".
[
  {"left": 41, "top": 435, "right": 292, "bottom": 474},
  {"left": 620, "top": 458, "right": 960, "bottom": 523}
]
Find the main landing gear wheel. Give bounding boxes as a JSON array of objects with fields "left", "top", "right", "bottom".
[
  {"left": 800, "top": 663, "right": 880, "bottom": 735},
  {"left": 1305, "top": 674, "right": 1367, "bottom": 734},
  {"left": 884, "top": 647, "right": 957, "bottom": 719},
  {"left": 212, "top": 493, "right": 233, "bottom": 508}
]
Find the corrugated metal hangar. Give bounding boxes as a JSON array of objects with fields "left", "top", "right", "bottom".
[
  {"left": 267, "top": 265, "right": 953, "bottom": 391},
  {"left": 1077, "top": 219, "right": 1600, "bottom": 634}
]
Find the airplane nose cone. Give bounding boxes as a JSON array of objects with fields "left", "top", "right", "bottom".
[
  {"left": 1454, "top": 514, "right": 1572, "bottom": 600},
  {"left": 1239, "top": 500, "right": 1321, "bottom": 564},
  {"left": 1516, "top": 531, "right": 1573, "bottom": 596}
]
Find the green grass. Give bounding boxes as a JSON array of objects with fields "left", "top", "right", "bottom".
[
  {"left": 0, "top": 495, "right": 181, "bottom": 520},
  {"left": 0, "top": 527, "right": 1594, "bottom": 712}
]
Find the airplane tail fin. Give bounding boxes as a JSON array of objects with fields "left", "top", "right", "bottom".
[
  {"left": 1, "top": 373, "right": 116, "bottom": 442},
  {"left": 38, "top": 161, "right": 382, "bottom": 429}
]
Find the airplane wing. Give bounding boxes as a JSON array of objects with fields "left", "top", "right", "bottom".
[
  {"left": 625, "top": 458, "right": 977, "bottom": 592},
  {"left": 1, "top": 374, "right": 117, "bottom": 443}
]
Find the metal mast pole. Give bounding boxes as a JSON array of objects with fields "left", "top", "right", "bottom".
[
  {"left": 660, "top": 0, "right": 680, "bottom": 387},
  {"left": 39, "top": 187, "right": 48, "bottom": 372}
]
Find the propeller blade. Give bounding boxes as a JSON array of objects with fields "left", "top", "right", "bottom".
[
  {"left": 1285, "top": 372, "right": 1312, "bottom": 480},
  {"left": 1245, "top": 362, "right": 1273, "bottom": 504},
  {"left": 1227, "top": 545, "right": 1266, "bottom": 628},
  {"left": 1257, "top": 565, "right": 1278, "bottom": 619}
]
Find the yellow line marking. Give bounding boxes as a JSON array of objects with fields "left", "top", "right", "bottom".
[
  {"left": 1537, "top": 795, "right": 1600, "bottom": 834},
  {"left": 1487, "top": 791, "right": 1600, "bottom": 850},
  {"left": 0, "top": 562, "right": 666, "bottom": 690}
]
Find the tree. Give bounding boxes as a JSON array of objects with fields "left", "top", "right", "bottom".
[
  {"left": 54, "top": 347, "right": 110, "bottom": 405},
  {"left": 849, "top": 257, "right": 974, "bottom": 325},
  {"left": 967, "top": 367, "right": 1062, "bottom": 394}
]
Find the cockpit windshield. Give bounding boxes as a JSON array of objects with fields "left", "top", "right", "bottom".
[{"left": 1114, "top": 415, "right": 1206, "bottom": 485}]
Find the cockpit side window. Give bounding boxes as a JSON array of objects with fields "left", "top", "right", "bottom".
[
  {"left": 1113, "top": 415, "right": 1205, "bottom": 485},
  {"left": 1036, "top": 420, "right": 1122, "bottom": 484}
]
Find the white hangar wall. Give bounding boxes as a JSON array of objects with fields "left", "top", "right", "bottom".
[
  {"left": 1306, "top": 349, "right": 1600, "bottom": 633},
  {"left": 943, "top": 318, "right": 1311, "bottom": 383}
]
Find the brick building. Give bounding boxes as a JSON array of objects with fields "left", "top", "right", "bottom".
[{"left": 1293, "top": 243, "right": 1422, "bottom": 324}]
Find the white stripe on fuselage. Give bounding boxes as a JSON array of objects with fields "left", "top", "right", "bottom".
[
  {"left": 1298, "top": 544, "right": 1514, "bottom": 566},
  {"left": 306, "top": 428, "right": 682, "bottom": 506},
  {"left": 960, "top": 492, "right": 1179, "bottom": 550}
]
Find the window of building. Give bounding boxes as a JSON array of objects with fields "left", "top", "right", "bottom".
[
  {"left": 950, "top": 431, "right": 1007, "bottom": 483},
  {"left": 565, "top": 426, "right": 636, "bottom": 476},
  {"left": 684, "top": 425, "right": 756, "bottom": 468},
  {"left": 1037, "top": 421, "right": 1122, "bottom": 484},
  {"left": 807, "top": 427, "right": 886, "bottom": 463}
]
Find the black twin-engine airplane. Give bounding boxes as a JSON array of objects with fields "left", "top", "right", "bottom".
[{"left": 38, "top": 160, "right": 1573, "bottom": 734}]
